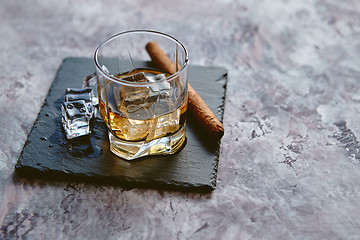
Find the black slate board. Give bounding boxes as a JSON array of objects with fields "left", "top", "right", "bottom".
[{"left": 15, "top": 57, "right": 227, "bottom": 192}]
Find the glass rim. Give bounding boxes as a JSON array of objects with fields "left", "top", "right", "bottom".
[{"left": 94, "top": 29, "right": 189, "bottom": 86}]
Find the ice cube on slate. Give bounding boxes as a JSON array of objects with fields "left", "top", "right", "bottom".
[
  {"left": 64, "top": 88, "right": 95, "bottom": 116},
  {"left": 82, "top": 73, "right": 98, "bottom": 106},
  {"left": 61, "top": 100, "right": 92, "bottom": 139}
]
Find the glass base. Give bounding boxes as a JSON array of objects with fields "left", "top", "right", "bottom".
[{"left": 108, "top": 127, "right": 186, "bottom": 160}]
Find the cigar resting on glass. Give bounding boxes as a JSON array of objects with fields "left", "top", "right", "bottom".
[{"left": 145, "top": 41, "right": 224, "bottom": 140}]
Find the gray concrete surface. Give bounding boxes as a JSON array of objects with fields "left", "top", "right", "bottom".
[{"left": 1, "top": 0, "right": 360, "bottom": 239}]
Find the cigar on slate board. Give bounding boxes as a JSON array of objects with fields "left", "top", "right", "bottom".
[{"left": 145, "top": 41, "right": 224, "bottom": 140}]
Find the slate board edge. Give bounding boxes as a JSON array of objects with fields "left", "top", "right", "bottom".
[{"left": 15, "top": 165, "right": 215, "bottom": 192}]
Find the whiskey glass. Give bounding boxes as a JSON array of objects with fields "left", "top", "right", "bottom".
[{"left": 94, "top": 30, "right": 188, "bottom": 160}]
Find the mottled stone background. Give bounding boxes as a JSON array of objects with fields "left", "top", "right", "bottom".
[{"left": 1, "top": 0, "right": 360, "bottom": 239}]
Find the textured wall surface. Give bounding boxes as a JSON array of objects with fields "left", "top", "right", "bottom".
[{"left": 1, "top": 0, "right": 360, "bottom": 239}]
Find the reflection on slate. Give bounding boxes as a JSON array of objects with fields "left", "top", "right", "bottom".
[{"left": 15, "top": 58, "right": 227, "bottom": 192}]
